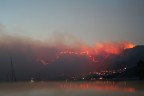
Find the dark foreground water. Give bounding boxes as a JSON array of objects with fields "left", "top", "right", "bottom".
[{"left": 0, "top": 81, "right": 144, "bottom": 96}]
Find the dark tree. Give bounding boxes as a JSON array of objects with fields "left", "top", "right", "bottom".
[{"left": 137, "top": 60, "right": 144, "bottom": 79}]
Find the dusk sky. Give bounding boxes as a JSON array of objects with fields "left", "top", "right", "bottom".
[
  {"left": 0, "top": 0, "right": 144, "bottom": 80},
  {"left": 0, "top": 0, "right": 144, "bottom": 45}
]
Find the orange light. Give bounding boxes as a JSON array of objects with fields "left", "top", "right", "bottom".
[{"left": 35, "top": 42, "right": 135, "bottom": 65}]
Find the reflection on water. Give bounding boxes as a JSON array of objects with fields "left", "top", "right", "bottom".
[
  {"left": 59, "top": 81, "right": 136, "bottom": 92},
  {"left": 0, "top": 81, "right": 144, "bottom": 96}
]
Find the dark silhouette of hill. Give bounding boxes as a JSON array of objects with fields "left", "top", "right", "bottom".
[{"left": 110, "top": 45, "right": 144, "bottom": 69}]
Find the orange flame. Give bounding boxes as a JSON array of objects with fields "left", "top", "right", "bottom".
[
  {"left": 94, "top": 42, "right": 134, "bottom": 55},
  {"left": 36, "top": 42, "right": 135, "bottom": 65},
  {"left": 123, "top": 42, "right": 135, "bottom": 49}
]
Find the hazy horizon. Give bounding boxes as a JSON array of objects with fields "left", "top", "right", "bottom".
[{"left": 0, "top": 0, "right": 144, "bottom": 45}]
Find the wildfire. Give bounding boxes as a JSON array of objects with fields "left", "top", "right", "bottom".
[
  {"left": 36, "top": 42, "right": 135, "bottom": 65},
  {"left": 123, "top": 42, "right": 135, "bottom": 49}
]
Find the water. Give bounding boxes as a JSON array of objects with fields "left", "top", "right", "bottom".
[{"left": 0, "top": 81, "right": 144, "bottom": 96}]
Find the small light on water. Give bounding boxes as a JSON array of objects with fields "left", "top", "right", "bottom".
[
  {"left": 30, "top": 78, "right": 34, "bottom": 83},
  {"left": 99, "top": 77, "right": 103, "bottom": 80}
]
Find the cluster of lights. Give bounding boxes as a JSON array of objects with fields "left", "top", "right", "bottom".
[
  {"left": 71, "top": 67, "right": 127, "bottom": 81},
  {"left": 94, "top": 67, "right": 127, "bottom": 76}
]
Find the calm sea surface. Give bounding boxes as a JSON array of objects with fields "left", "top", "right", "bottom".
[{"left": 0, "top": 81, "right": 144, "bottom": 96}]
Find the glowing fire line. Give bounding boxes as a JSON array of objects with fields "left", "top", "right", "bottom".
[{"left": 36, "top": 42, "right": 134, "bottom": 65}]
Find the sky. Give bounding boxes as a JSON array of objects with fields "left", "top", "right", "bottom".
[
  {"left": 0, "top": 0, "right": 144, "bottom": 45},
  {"left": 0, "top": 0, "right": 144, "bottom": 81}
]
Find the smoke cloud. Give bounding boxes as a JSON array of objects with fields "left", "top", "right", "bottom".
[{"left": 0, "top": 32, "right": 134, "bottom": 81}]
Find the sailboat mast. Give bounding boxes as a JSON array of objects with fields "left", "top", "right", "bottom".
[{"left": 10, "top": 56, "right": 16, "bottom": 81}]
